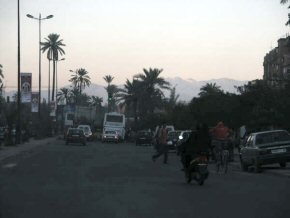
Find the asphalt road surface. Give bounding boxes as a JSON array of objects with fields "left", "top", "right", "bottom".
[{"left": 0, "top": 139, "right": 289, "bottom": 218}]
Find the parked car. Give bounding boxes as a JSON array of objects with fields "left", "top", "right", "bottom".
[
  {"left": 167, "top": 130, "right": 181, "bottom": 150},
  {"left": 135, "top": 130, "right": 153, "bottom": 146},
  {"left": 66, "top": 128, "right": 86, "bottom": 146},
  {"left": 77, "top": 125, "right": 93, "bottom": 141},
  {"left": 102, "top": 130, "right": 120, "bottom": 143},
  {"left": 239, "top": 130, "right": 290, "bottom": 172}
]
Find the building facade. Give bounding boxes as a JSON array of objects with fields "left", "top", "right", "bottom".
[{"left": 263, "top": 35, "right": 290, "bottom": 87}]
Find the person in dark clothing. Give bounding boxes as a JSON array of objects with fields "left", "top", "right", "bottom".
[{"left": 178, "top": 123, "right": 210, "bottom": 170}]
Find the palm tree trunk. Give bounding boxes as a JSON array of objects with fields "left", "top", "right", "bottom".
[
  {"left": 52, "top": 60, "right": 56, "bottom": 101},
  {"left": 133, "top": 98, "right": 138, "bottom": 130},
  {"left": 48, "top": 59, "right": 51, "bottom": 103}
]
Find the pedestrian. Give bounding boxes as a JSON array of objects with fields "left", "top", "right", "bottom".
[{"left": 152, "top": 124, "right": 168, "bottom": 164}]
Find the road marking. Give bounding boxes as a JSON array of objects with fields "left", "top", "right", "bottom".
[{"left": 2, "top": 163, "right": 17, "bottom": 169}]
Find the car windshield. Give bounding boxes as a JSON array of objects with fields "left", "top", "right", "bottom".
[
  {"left": 105, "top": 131, "right": 116, "bottom": 134},
  {"left": 255, "top": 131, "right": 290, "bottom": 145},
  {"left": 69, "top": 129, "right": 82, "bottom": 134}
]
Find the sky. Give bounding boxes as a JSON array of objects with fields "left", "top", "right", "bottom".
[{"left": 0, "top": 0, "right": 289, "bottom": 91}]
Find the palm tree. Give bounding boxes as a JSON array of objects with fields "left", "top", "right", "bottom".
[
  {"left": 0, "top": 64, "right": 3, "bottom": 95},
  {"left": 281, "top": 0, "right": 289, "bottom": 4},
  {"left": 41, "top": 33, "right": 65, "bottom": 101},
  {"left": 105, "top": 84, "right": 119, "bottom": 112},
  {"left": 103, "top": 75, "right": 114, "bottom": 86},
  {"left": 198, "top": 83, "right": 223, "bottom": 97},
  {"left": 90, "top": 96, "right": 103, "bottom": 107},
  {"left": 69, "top": 68, "right": 91, "bottom": 95},
  {"left": 56, "top": 87, "right": 70, "bottom": 105},
  {"left": 117, "top": 79, "right": 142, "bottom": 126},
  {"left": 135, "top": 68, "right": 170, "bottom": 114}
]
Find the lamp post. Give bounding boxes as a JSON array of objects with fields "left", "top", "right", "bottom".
[
  {"left": 55, "top": 58, "right": 65, "bottom": 101},
  {"left": 17, "top": 0, "right": 21, "bottom": 144},
  {"left": 26, "top": 13, "right": 53, "bottom": 118}
]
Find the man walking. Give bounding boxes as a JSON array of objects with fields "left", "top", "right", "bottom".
[{"left": 152, "top": 124, "right": 168, "bottom": 164}]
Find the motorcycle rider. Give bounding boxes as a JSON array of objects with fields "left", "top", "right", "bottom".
[{"left": 178, "top": 123, "right": 210, "bottom": 171}]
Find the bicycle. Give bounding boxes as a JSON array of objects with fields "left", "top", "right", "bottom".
[{"left": 213, "top": 140, "right": 230, "bottom": 174}]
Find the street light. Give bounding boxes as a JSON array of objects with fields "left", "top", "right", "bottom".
[
  {"left": 26, "top": 13, "right": 53, "bottom": 118},
  {"left": 55, "top": 58, "right": 65, "bottom": 100}
]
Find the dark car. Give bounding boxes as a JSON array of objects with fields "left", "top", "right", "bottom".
[
  {"left": 167, "top": 130, "right": 181, "bottom": 150},
  {"left": 136, "top": 130, "right": 153, "bottom": 146},
  {"left": 239, "top": 130, "right": 290, "bottom": 172},
  {"left": 66, "top": 128, "right": 86, "bottom": 146}
]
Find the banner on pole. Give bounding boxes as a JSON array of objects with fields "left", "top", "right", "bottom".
[
  {"left": 49, "top": 101, "right": 56, "bottom": 117},
  {"left": 21, "top": 72, "right": 32, "bottom": 103},
  {"left": 31, "top": 92, "right": 39, "bottom": 113}
]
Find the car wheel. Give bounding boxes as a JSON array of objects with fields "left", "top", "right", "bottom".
[{"left": 279, "top": 162, "right": 286, "bottom": 168}]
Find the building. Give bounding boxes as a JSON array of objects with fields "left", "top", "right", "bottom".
[{"left": 263, "top": 35, "right": 290, "bottom": 87}]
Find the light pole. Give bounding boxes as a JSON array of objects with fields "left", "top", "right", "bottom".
[
  {"left": 17, "top": 0, "right": 21, "bottom": 144},
  {"left": 26, "top": 13, "right": 53, "bottom": 118},
  {"left": 55, "top": 58, "right": 65, "bottom": 101}
]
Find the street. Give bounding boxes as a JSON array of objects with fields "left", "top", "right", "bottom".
[{"left": 0, "top": 138, "right": 290, "bottom": 218}]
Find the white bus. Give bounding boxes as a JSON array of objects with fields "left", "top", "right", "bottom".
[{"left": 103, "top": 112, "right": 126, "bottom": 140}]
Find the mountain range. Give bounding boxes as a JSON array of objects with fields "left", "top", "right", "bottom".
[{"left": 3, "top": 77, "right": 248, "bottom": 103}]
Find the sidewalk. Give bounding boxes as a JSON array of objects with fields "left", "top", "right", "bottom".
[{"left": 0, "top": 136, "right": 58, "bottom": 162}]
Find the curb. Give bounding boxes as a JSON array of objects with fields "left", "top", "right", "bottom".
[{"left": 0, "top": 136, "right": 57, "bottom": 162}]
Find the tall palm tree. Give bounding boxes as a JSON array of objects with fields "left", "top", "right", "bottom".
[
  {"left": 105, "top": 84, "right": 119, "bottom": 112},
  {"left": 0, "top": 64, "right": 3, "bottom": 95},
  {"left": 103, "top": 75, "right": 114, "bottom": 86},
  {"left": 69, "top": 68, "right": 91, "bottom": 94},
  {"left": 198, "top": 83, "right": 223, "bottom": 97},
  {"left": 56, "top": 87, "right": 70, "bottom": 105},
  {"left": 41, "top": 33, "right": 65, "bottom": 101},
  {"left": 135, "top": 68, "right": 170, "bottom": 114},
  {"left": 117, "top": 79, "right": 142, "bottom": 125}
]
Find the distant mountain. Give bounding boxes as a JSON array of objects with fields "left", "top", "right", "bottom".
[
  {"left": 164, "top": 77, "right": 248, "bottom": 102},
  {"left": 2, "top": 77, "right": 248, "bottom": 103}
]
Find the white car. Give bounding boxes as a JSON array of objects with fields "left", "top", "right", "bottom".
[{"left": 77, "top": 125, "right": 93, "bottom": 141}]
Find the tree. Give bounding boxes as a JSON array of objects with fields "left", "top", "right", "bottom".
[
  {"left": 281, "top": 0, "right": 289, "bottom": 5},
  {"left": 117, "top": 79, "right": 143, "bottom": 128},
  {"left": 135, "top": 68, "right": 170, "bottom": 115},
  {"left": 103, "top": 75, "right": 114, "bottom": 86},
  {"left": 41, "top": 33, "right": 65, "bottom": 101},
  {"left": 90, "top": 96, "right": 103, "bottom": 107},
  {"left": 105, "top": 84, "right": 119, "bottom": 112},
  {"left": 0, "top": 64, "right": 3, "bottom": 95},
  {"left": 56, "top": 87, "right": 70, "bottom": 105},
  {"left": 198, "top": 83, "right": 223, "bottom": 97},
  {"left": 69, "top": 68, "right": 91, "bottom": 95}
]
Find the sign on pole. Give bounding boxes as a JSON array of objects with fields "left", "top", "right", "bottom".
[
  {"left": 31, "top": 92, "right": 39, "bottom": 113},
  {"left": 49, "top": 101, "right": 56, "bottom": 117},
  {"left": 21, "top": 72, "right": 32, "bottom": 103}
]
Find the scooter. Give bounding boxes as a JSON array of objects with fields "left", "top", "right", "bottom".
[{"left": 185, "top": 154, "right": 209, "bottom": 185}]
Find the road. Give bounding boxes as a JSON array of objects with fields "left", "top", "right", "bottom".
[{"left": 0, "top": 138, "right": 290, "bottom": 218}]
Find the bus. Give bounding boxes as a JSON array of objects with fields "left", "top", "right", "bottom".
[{"left": 103, "top": 112, "right": 126, "bottom": 140}]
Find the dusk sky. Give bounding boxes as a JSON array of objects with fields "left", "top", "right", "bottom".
[{"left": 0, "top": 0, "right": 289, "bottom": 91}]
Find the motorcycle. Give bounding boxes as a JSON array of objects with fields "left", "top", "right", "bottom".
[{"left": 185, "top": 154, "right": 209, "bottom": 185}]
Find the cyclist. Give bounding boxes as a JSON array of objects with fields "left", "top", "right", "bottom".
[{"left": 210, "top": 121, "right": 232, "bottom": 161}]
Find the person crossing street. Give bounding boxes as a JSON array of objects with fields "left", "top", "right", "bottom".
[{"left": 152, "top": 124, "right": 168, "bottom": 164}]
